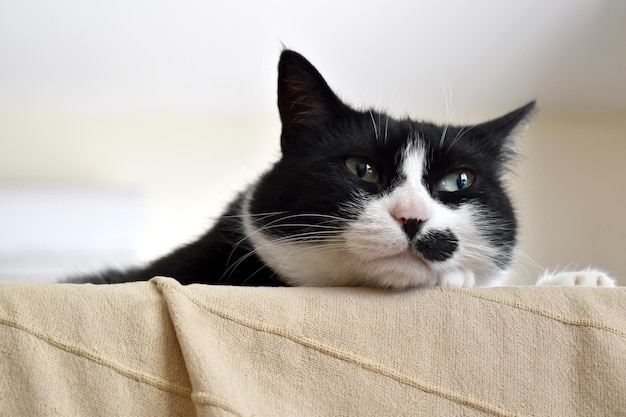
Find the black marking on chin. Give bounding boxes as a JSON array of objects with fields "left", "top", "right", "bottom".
[{"left": 414, "top": 229, "right": 459, "bottom": 262}]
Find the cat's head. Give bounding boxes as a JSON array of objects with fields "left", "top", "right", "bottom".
[{"left": 243, "top": 50, "right": 534, "bottom": 288}]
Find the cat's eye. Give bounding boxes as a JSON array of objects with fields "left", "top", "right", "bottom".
[
  {"left": 345, "top": 157, "right": 378, "bottom": 183},
  {"left": 437, "top": 170, "right": 475, "bottom": 192}
]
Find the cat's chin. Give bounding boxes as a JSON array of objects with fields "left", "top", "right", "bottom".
[{"left": 359, "top": 250, "right": 439, "bottom": 289}]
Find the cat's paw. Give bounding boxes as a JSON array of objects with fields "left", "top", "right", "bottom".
[
  {"left": 536, "top": 269, "right": 616, "bottom": 287},
  {"left": 438, "top": 270, "right": 476, "bottom": 288}
]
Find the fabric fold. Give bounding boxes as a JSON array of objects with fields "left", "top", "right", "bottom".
[
  {"left": 155, "top": 277, "right": 626, "bottom": 417},
  {"left": 0, "top": 280, "right": 195, "bottom": 416}
]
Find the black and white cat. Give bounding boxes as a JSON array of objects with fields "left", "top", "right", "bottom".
[{"left": 73, "top": 50, "right": 615, "bottom": 288}]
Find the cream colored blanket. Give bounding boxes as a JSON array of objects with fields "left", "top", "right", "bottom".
[{"left": 0, "top": 277, "right": 624, "bottom": 416}]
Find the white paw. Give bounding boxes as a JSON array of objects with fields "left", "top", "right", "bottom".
[
  {"left": 438, "top": 270, "right": 476, "bottom": 288},
  {"left": 537, "top": 269, "right": 616, "bottom": 287}
]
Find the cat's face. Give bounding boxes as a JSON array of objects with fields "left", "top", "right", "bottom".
[{"left": 243, "top": 50, "right": 534, "bottom": 288}]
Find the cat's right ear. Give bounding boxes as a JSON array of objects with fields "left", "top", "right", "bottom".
[{"left": 277, "top": 50, "right": 348, "bottom": 131}]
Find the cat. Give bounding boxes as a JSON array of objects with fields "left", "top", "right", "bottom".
[{"left": 70, "top": 49, "right": 615, "bottom": 288}]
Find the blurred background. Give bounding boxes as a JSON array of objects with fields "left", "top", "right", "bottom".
[{"left": 1, "top": 0, "right": 625, "bottom": 284}]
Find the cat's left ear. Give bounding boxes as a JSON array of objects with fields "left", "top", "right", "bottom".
[{"left": 474, "top": 100, "right": 536, "bottom": 162}]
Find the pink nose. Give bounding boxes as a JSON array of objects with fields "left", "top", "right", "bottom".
[{"left": 391, "top": 201, "right": 429, "bottom": 226}]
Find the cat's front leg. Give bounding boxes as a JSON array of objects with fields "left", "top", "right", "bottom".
[{"left": 536, "top": 269, "right": 616, "bottom": 287}]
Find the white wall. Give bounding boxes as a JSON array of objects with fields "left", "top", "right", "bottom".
[
  {"left": 511, "top": 111, "right": 626, "bottom": 284},
  {"left": 0, "top": 113, "right": 281, "bottom": 264}
]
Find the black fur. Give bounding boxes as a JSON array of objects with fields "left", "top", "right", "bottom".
[{"left": 68, "top": 50, "right": 534, "bottom": 286}]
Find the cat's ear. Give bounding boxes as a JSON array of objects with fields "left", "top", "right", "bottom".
[
  {"left": 277, "top": 50, "right": 348, "bottom": 128},
  {"left": 474, "top": 100, "right": 536, "bottom": 162}
]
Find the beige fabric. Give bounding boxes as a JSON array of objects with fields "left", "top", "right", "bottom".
[{"left": 0, "top": 277, "right": 625, "bottom": 416}]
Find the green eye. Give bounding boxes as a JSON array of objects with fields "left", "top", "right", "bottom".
[
  {"left": 345, "top": 157, "right": 378, "bottom": 183},
  {"left": 438, "top": 170, "right": 475, "bottom": 192}
]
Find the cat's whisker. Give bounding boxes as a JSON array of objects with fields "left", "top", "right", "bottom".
[
  {"left": 257, "top": 212, "right": 350, "bottom": 223},
  {"left": 245, "top": 213, "right": 353, "bottom": 235},
  {"left": 511, "top": 248, "right": 544, "bottom": 270},
  {"left": 261, "top": 242, "right": 350, "bottom": 284},
  {"left": 460, "top": 252, "right": 508, "bottom": 271},
  {"left": 376, "top": 75, "right": 384, "bottom": 143},
  {"left": 439, "top": 76, "right": 454, "bottom": 148},
  {"left": 228, "top": 211, "right": 350, "bottom": 260},
  {"left": 509, "top": 250, "right": 550, "bottom": 284},
  {"left": 223, "top": 232, "right": 347, "bottom": 282},
  {"left": 458, "top": 244, "right": 510, "bottom": 269},
  {"left": 384, "top": 114, "right": 389, "bottom": 143},
  {"left": 444, "top": 125, "right": 475, "bottom": 157},
  {"left": 256, "top": 224, "right": 344, "bottom": 232},
  {"left": 225, "top": 213, "right": 334, "bottom": 270},
  {"left": 439, "top": 123, "right": 449, "bottom": 150},
  {"left": 220, "top": 211, "right": 286, "bottom": 220},
  {"left": 240, "top": 265, "right": 270, "bottom": 286},
  {"left": 368, "top": 109, "right": 380, "bottom": 142},
  {"left": 462, "top": 240, "right": 544, "bottom": 274},
  {"left": 228, "top": 227, "right": 339, "bottom": 266},
  {"left": 249, "top": 227, "right": 345, "bottom": 243},
  {"left": 265, "top": 236, "right": 343, "bottom": 247}
]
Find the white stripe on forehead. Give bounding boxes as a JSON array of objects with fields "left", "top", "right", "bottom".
[{"left": 399, "top": 140, "right": 426, "bottom": 187}]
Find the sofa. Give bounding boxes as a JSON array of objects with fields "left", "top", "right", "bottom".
[{"left": 0, "top": 277, "right": 624, "bottom": 416}]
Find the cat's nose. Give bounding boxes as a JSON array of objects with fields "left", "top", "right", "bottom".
[
  {"left": 401, "top": 218, "right": 424, "bottom": 240},
  {"left": 392, "top": 202, "right": 429, "bottom": 239}
]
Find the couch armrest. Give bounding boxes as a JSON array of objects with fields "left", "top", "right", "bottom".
[{"left": 1, "top": 277, "right": 625, "bottom": 416}]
